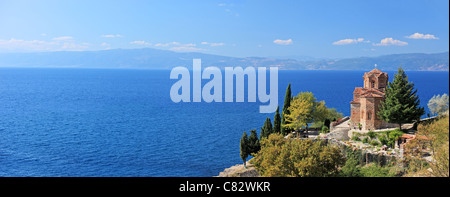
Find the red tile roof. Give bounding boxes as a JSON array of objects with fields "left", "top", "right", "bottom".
[
  {"left": 360, "top": 88, "right": 385, "bottom": 98},
  {"left": 401, "top": 134, "right": 415, "bottom": 139},
  {"left": 364, "top": 68, "right": 388, "bottom": 78}
]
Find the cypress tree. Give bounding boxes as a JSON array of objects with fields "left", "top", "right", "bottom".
[
  {"left": 240, "top": 132, "right": 249, "bottom": 168},
  {"left": 281, "top": 83, "right": 292, "bottom": 135},
  {"left": 248, "top": 129, "right": 260, "bottom": 155},
  {"left": 273, "top": 105, "right": 281, "bottom": 134},
  {"left": 260, "top": 117, "right": 273, "bottom": 139},
  {"left": 324, "top": 119, "right": 331, "bottom": 129},
  {"left": 377, "top": 66, "right": 425, "bottom": 130}
]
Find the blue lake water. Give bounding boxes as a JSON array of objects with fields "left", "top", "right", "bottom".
[{"left": 0, "top": 68, "right": 448, "bottom": 177}]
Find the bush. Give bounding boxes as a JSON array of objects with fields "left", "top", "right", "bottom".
[
  {"left": 378, "top": 134, "right": 388, "bottom": 146},
  {"left": 351, "top": 135, "right": 360, "bottom": 141},
  {"left": 367, "top": 130, "right": 377, "bottom": 139},
  {"left": 321, "top": 125, "right": 329, "bottom": 133},
  {"left": 371, "top": 140, "right": 379, "bottom": 146},
  {"left": 362, "top": 137, "right": 369, "bottom": 144},
  {"left": 324, "top": 119, "right": 331, "bottom": 129},
  {"left": 251, "top": 134, "right": 345, "bottom": 177},
  {"left": 352, "top": 132, "right": 362, "bottom": 137},
  {"left": 340, "top": 156, "right": 361, "bottom": 177},
  {"left": 387, "top": 129, "right": 404, "bottom": 148},
  {"left": 359, "top": 164, "right": 395, "bottom": 177}
]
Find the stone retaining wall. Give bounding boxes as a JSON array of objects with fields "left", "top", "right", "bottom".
[{"left": 325, "top": 138, "right": 399, "bottom": 166}]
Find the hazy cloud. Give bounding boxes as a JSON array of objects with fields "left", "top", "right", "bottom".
[
  {"left": 406, "top": 33, "right": 438, "bottom": 40},
  {"left": 169, "top": 46, "right": 206, "bottom": 52},
  {"left": 273, "top": 39, "right": 293, "bottom": 45},
  {"left": 149, "top": 41, "right": 205, "bottom": 52},
  {"left": 130, "top": 40, "right": 151, "bottom": 46},
  {"left": 52, "top": 36, "right": 73, "bottom": 41},
  {"left": 201, "top": 41, "right": 225, "bottom": 47},
  {"left": 373, "top": 38, "right": 408, "bottom": 46},
  {"left": 101, "top": 34, "right": 123, "bottom": 38},
  {"left": 61, "top": 42, "right": 89, "bottom": 51},
  {"left": 0, "top": 38, "right": 89, "bottom": 52},
  {"left": 333, "top": 38, "right": 368, "bottom": 45},
  {"left": 218, "top": 3, "right": 239, "bottom": 17},
  {"left": 153, "top": 41, "right": 197, "bottom": 47}
]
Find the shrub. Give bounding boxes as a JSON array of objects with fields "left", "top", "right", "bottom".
[
  {"left": 371, "top": 140, "right": 379, "bottom": 146},
  {"left": 352, "top": 132, "right": 362, "bottom": 137},
  {"left": 251, "top": 134, "right": 345, "bottom": 177},
  {"left": 359, "top": 164, "right": 395, "bottom": 177},
  {"left": 351, "top": 135, "right": 360, "bottom": 141},
  {"left": 367, "top": 130, "right": 377, "bottom": 139},
  {"left": 378, "top": 134, "right": 388, "bottom": 146},
  {"left": 362, "top": 137, "right": 369, "bottom": 144},
  {"left": 340, "top": 156, "right": 361, "bottom": 177},
  {"left": 321, "top": 125, "right": 329, "bottom": 133},
  {"left": 387, "top": 129, "right": 404, "bottom": 148}
]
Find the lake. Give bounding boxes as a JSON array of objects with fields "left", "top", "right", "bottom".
[{"left": 0, "top": 68, "right": 448, "bottom": 176}]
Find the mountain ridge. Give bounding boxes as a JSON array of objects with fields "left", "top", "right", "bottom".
[{"left": 0, "top": 48, "right": 448, "bottom": 71}]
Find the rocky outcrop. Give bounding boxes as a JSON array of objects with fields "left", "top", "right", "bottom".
[{"left": 216, "top": 162, "right": 259, "bottom": 177}]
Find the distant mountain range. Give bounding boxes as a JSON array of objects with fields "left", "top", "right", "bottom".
[{"left": 0, "top": 48, "right": 448, "bottom": 71}]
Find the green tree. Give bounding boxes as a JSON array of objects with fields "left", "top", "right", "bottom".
[
  {"left": 321, "top": 125, "right": 329, "bottom": 133},
  {"left": 386, "top": 129, "right": 404, "bottom": 148},
  {"left": 326, "top": 108, "right": 344, "bottom": 122},
  {"left": 367, "top": 130, "right": 376, "bottom": 139},
  {"left": 284, "top": 92, "right": 328, "bottom": 132},
  {"left": 359, "top": 164, "right": 395, "bottom": 177},
  {"left": 247, "top": 129, "right": 260, "bottom": 155},
  {"left": 251, "top": 134, "right": 345, "bottom": 177},
  {"left": 427, "top": 94, "right": 449, "bottom": 116},
  {"left": 273, "top": 105, "right": 281, "bottom": 134},
  {"left": 260, "top": 117, "right": 273, "bottom": 139},
  {"left": 378, "top": 134, "right": 389, "bottom": 146},
  {"left": 281, "top": 83, "right": 292, "bottom": 135},
  {"left": 377, "top": 66, "right": 425, "bottom": 130},
  {"left": 406, "top": 115, "right": 449, "bottom": 177},
  {"left": 324, "top": 119, "right": 331, "bottom": 129},
  {"left": 311, "top": 108, "right": 343, "bottom": 128},
  {"left": 240, "top": 132, "right": 249, "bottom": 168},
  {"left": 340, "top": 156, "right": 361, "bottom": 177}
]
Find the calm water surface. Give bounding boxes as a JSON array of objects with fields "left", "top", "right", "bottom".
[{"left": 0, "top": 68, "right": 448, "bottom": 176}]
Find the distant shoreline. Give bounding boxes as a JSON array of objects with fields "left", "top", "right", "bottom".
[
  {"left": 0, "top": 49, "right": 448, "bottom": 71},
  {"left": 0, "top": 66, "right": 448, "bottom": 72}
]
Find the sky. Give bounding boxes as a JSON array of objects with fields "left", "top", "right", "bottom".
[{"left": 0, "top": 0, "right": 448, "bottom": 58}]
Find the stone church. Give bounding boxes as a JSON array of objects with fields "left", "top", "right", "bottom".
[{"left": 350, "top": 68, "right": 396, "bottom": 131}]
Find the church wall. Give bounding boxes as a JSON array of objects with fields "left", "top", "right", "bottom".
[
  {"left": 350, "top": 103, "right": 360, "bottom": 129},
  {"left": 350, "top": 69, "right": 391, "bottom": 131}
]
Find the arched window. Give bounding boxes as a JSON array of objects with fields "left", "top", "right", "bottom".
[
  {"left": 367, "top": 112, "right": 372, "bottom": 120},
  {"left": 371, "top": 81, "right": 375, "bottom": 88}
]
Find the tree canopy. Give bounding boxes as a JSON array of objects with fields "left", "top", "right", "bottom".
[
  {"left": 283, "top": 92, "right": 328, "bottom": 131},
  {"left": 273, "top": 106, "right": 281, "bottom": 134},
  {"left": 240, "top": 132, "right": 249, "bottom": 167},
  {"left": 247, "top": 129, "right": 260, "bottom": 155},
  {"left": 260, "top": 117, "right": 273, "bottom": 139},
  {"left": 377, "top": 67, "right": 425, "bottom": 130},
  {"left": 251, "top": 134, "right": 344, "bottom": 177},
  {"left": 281, "top": 83, "right": 293, "bottom": 135},
  {"left": 428, "top": 94, "right": 449, "bottom": 116}
]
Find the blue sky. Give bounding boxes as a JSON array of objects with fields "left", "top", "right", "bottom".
[{"left": 0, "top": 0, "right": 448, "bottom": 58}]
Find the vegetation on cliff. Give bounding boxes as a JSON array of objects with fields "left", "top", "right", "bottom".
[{"left": 251, "top": 134, "right": 344, "bottom": 177}]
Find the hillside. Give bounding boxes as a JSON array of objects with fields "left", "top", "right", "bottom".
[{"left": 0, "top": 48, "right": 448, "bottom": 71}]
